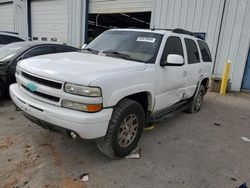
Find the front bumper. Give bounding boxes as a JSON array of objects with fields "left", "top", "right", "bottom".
[{"left": 10, "top": 84, "right": 113, "bottom": 139}]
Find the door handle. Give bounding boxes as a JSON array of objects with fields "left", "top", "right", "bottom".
[{"left": 183, "top": 71, "right": 188, "bottom": 77}]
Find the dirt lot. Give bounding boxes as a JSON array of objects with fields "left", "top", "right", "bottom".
[{"left": 0, "top": 92, "right": 250, "bottom": 188}]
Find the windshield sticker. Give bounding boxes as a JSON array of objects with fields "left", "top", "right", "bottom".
[{"left": 136, "top": 37, "right": 156, "bottom": 43}]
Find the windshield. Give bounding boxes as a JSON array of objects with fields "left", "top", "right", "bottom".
[
  {"left": 86, "top": 30, "right": 163, "bottom": 63},
  {"left": 0, "top": 43, "right": 28, "bottom": 62}
]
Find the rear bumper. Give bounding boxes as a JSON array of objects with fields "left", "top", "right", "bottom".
[{"left": 10, "top": 83, "right": 113, "bottom": 139}]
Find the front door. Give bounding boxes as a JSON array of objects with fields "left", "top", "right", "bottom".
[
  {"left": 154, "top": 35, "right": 186, "bottom": 112},
  {"left": 242, "top": 47, "right": 250, "bottom": 90}
]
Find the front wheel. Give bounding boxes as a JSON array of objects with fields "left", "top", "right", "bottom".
[
  {"left": 97, "top": 98, "right": 145, "bottom": 159},
  {"left": 186, "top": 85, "right": 205, "bottom": 114},
  {"left": 0, "top": 82, "right": 5, "bottom": 101}
]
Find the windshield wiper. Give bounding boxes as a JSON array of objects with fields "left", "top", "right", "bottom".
[
  {"left": 102, "top": 50, "right": 144, "bottom": 62},
  {"left": 82, "top": 48, "right": 99, "bottom": 54}
]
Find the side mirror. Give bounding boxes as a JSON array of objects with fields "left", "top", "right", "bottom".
[
  {"left": 81, "top": 44, "right": 87, "bottom": 49},
  {"left": 161, "top": 54, "right": 184, "bottom": 66}
]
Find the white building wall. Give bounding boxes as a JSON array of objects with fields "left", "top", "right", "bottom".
[
  {"left": 5, "top": 0, "right": 86, "bottom": 48},
  {"left": 214, "top": 0, "right": 250, "bottom": 91},
  {"left": 151, "top": 0, "right": 250, "bottom": 91},
  {"left": 13, "top": 0, "right": 28, "bottom": 38},
  {"left": 0, "top": 1, "right": 14, "bottom": 31},
  {"left": 150, "top": 0, "right": 225, "bottom": 64},
  {"left": 89, "top": 0, "right": 152, "bottom": 14}
]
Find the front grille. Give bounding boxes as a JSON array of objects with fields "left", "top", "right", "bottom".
[
  {"left": 22, "top": 84, "right": 60, "bottom": 102},
  {"left": 22, "top": 71, "right": 62, "bottom": 89}
]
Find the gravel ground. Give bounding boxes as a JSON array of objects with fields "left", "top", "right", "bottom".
[{"left": 0, "top": 92, "right": 250, "bottom": 188}]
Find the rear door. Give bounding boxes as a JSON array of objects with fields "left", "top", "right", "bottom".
[
  {"left": 197, "top": 40, "right": 213, "bottom": 79},
  {"left": 182, "top": 38, "right": 202, "bottom": 99}
]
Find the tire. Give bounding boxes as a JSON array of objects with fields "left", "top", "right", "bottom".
[
  {"left": 97, "top": 98, "right": 145, "bottom": 159},
  {"left": 0, "top": 82, "right": 5, "bottom": 101},
  {"left": 186, "top": 85, "right": 205, "bottom": 114}
]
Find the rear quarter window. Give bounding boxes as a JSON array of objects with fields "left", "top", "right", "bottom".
[
  {"left": 184, "top": 38, "right": 200, "bottom": 64},
  {"left": 197, "top": 40, "right": 212, "bottom": 62},
  {"left": 0, "top": 35, "right": 24, "bottom": 44}
]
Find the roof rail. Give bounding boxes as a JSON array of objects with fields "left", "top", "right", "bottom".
[
  {"left": 0, "top": 31, "right": 19, "bottom": 35},
  {"left": 150, "top": 28, "right": 204, "bottom": 40}
]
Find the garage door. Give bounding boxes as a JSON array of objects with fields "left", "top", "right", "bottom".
[
  {"left": 0, "top": 2, "right": 14, "bottom": 31},
  {"left": 89, "top": 0, "right": 152, "bottom": 14},
  {"left": 31, "top": 0, "right": 68, "bottom": 44}
]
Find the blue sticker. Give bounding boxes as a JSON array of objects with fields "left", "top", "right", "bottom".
[{"left": 26, "top": 82, "right": 37, "bottom": 92}]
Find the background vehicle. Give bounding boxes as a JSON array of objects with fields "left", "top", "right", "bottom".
[
  {"left": 0, "top": 31, "right": 28, "bottom": 48},
  {"left": 10, "top": 29, "right": 212, "bottom": 159},
  {"left": 0, "top": 42, "right": 78, "bottom": 100}
]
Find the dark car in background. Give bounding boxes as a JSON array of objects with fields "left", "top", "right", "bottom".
[
  {"left": 0, "top": 31, "right": 28, "bottom": 48},
  {"left": 0, "top": 42, "right": 78, "bottom": 100}
]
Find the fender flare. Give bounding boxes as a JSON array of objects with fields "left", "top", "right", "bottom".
[{"left": 193, "top": 77, "right": 209, "bottom": 98}]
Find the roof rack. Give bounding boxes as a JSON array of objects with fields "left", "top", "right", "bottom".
[
  {"left": 0, "top": 31, "right": 19, "bottom": 35},
  {"left": 151, "top": 28, "right": 204, "bottom": 40}
]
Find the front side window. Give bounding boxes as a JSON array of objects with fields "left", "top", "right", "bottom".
[
  {"left": 185, "top": 38, "right": 200, "bottom": 64},
  {"left": 161, "top": 36, "right": 184, "bottom": 64},
  {"left": 197, "top": 40, "right": 212, "bottom": 62},
  {"left": 86, "top": 30, "right": 163, "bottom": 63},
  {"left": 23, "top": 46, "right": 55, "bottom": 59}
]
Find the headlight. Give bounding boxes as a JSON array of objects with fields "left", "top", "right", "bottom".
[
  {"left": 62, "top": 100, "right": 102, "bottom": 112},
  {"left": 64, "top": 83, "right": 101, "bottom": 97}
]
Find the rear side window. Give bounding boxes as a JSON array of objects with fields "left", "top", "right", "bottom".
[
  {"left": 23, "top": 46, "right": 55, "bottom": 59},
  {"left": 185, "top": 38, "right": 200, "bottom": 64},
  {"left": 161, "top": 36, "right": 184, "bottom": 63},
  {"left": 198, "top": 40, "right": 212, "bottom": 62},
  {"left": 55, "top": 45, "right": 77, "bottom": 53},
  {"left": 0, "top": 34, "right": 24, "bottom": 44}
]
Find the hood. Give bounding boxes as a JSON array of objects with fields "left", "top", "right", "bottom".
[{"left": 18, "top": 52, "right": 146, "bottom": 86}]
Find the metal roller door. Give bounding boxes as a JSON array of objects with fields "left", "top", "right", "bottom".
[
  {"left": 89, "top": 0, "right": 152, "bottom": 14},
  {"left": 31, "top": 0, "right": 68, "bottom": 44},
  {"left": 0, "top": 2, "right": 14, "bottom": 31}
]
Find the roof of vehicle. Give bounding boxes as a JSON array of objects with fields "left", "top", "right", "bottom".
[
  {"left": 109, "top": 28, "right": 205, "bottom": 40},
  {"left": 7, "top": 41, "right": 78, "bottom": 48},
  {"left": 0, "top": 31, "right": 28, "bottom": 40},
  {"left": 109, "top": 28, "right": 168, "bottom": 35}
]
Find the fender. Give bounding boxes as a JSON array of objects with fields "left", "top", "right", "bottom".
[{"left": 105, "top": 83, "right": 155, "bottom": 111}]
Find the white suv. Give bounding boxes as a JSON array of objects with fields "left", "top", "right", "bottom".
[{"left": 10, "top": 28, "right": 213, "bottom": 159}]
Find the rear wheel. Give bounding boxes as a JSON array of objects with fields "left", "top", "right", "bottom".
[
  {"left": 186, "top": 85, "right": 205, "bottom": 114},
  {"left": 97, "top": 98, "right": 145, "bottom": 159}
]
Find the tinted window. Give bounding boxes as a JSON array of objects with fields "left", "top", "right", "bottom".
[
  {"left": 55, "top": 45, "right": 77, "bottom": 53},
  {"left": 198, "top": 40, "right": 212, "bottom": 62},
  {"left": 185, "top": 38, "right": 200, "bottom": 64},
  {"left": 161, "top": 36, "right": 183, "bottom": 63},
  {"left": 87, "top": 30, "right": 163, "bottom": 63},
  {"left": 23, "top": 46, "right": 55, "bottom": 59},
  {"left": 0, "top": 43, "right": 30, "bottom": 61},
  {"left": 0, "top": 34, "right": 24, "bottom": 44}
]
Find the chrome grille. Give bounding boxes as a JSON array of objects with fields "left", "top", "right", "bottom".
[{"left": 21, "top": 71, "right": 62, "bottom": 89}]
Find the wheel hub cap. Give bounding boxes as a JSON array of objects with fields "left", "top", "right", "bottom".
[{"left": 118, "top": 114, "right": 139, "bottom": 148}]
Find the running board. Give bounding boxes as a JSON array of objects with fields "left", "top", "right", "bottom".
[{"left": 148, "top": 100, "right": 190, "bottom": 123}]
